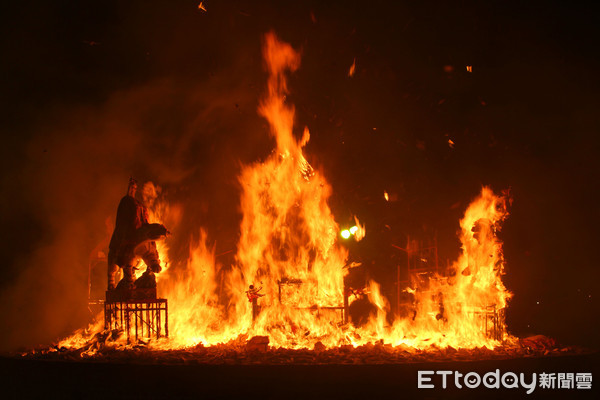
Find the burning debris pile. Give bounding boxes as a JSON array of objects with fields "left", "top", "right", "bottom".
[
  {"left": 24, "top": 32, "right": 563, "bottom": 362},
  {"left": 28, "top": 332, "right": 582, "bottom": 365}
]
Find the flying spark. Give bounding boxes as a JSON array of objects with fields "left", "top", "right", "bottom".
[{"left": 348, "top": 58, "right": 356, "bottom": 77}]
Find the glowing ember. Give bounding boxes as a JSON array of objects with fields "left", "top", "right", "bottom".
[{"left": 348, "top": 58, "right": 356, "bottom": 77}]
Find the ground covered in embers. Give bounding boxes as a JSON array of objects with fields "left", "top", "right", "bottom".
[{"left": 19, "top": 335, "right": 590, "bottom": 366}]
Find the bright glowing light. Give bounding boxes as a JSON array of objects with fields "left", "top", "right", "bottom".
[
  {"left": 349, "top": 226, "right": 358, "bottom": 235},
  {"left": 341, "top": 229, "right": 351, "bottom": 239}
]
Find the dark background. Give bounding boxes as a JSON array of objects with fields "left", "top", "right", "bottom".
[{"left": 0, "top": 0, "right": 598, "bottom": 351}]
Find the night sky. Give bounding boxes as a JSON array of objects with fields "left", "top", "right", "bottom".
[{"left": 0, "top": 1, "right": 598, "bottom": 351}]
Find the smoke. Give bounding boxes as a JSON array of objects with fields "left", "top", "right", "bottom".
[{"left": 0, "top": 58, "right": 268, "bottom": 352}]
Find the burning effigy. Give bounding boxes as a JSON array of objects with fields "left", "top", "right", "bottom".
[{"left": 28, "top": 32, "right": 577, "bottom": 365}]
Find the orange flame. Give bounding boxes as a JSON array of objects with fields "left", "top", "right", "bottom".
[
  {"left": 361, "top": 187, "right": 513, "bottom": 349},
  {"left": 231, "top": 32, "right": 348, "bottom": 348}
]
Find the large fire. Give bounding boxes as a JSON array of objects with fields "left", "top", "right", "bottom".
[{"left": 58, "top": 32, "right": 516, "bottom": 354}]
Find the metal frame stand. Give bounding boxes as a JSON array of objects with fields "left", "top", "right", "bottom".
[
  {"left": 104, "top": 299, "right": 168, "bottom": 343},
  {"left": 471, "top": 305, "right": 505, "bottom": 341}
]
